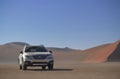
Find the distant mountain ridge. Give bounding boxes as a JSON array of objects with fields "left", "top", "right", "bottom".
[
  {"left": 48, "top": 47, "right": 80, "bottom": 53},
  {"left": 4, "top": 42, "right": 80, "bottom": 52},
  {"left": 5, "top": 42, "right": 30, "bottom": 46},
  {"left": 0, "top": 40, "right": 120, "bottom": 63},
  {"left": 0, "top": 42, "right": 81, "bottom": 62}
]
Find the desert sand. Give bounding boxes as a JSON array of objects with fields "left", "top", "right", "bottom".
[{"left": 0, "top": 62, "right": 120, "bottom": 79}]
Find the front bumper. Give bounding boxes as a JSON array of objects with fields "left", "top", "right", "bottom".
[{"left": 24, "top": 60, "right": 54, "bottom": 66}]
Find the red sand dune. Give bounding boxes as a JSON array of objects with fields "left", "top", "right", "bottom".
[{"left": 83, "top": 40, "right": 120, "bottom": 63}]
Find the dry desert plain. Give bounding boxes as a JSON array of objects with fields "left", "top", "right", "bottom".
[{"left": 0, "top": 62, "right": 120, "bottom": 79}]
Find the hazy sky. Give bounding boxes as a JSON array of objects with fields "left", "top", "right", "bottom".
[{"left": 0, "top": 0, "right": 120, "bottom": 49}]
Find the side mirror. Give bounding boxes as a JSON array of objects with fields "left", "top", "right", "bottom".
[
  {"left": 20, "top": 51, "right": 23, "bottom": 54},
  {"left": 49, "top": 50, "right": 53, "bottom": 54}
]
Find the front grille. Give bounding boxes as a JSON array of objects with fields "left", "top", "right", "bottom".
[
  {"left": 32, "top": 62, "right": 48, "bottom": 64},
  {"left": 33, "top": 54, "right": 49, "bottom": 59}
]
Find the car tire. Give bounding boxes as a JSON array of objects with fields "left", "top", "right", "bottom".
[
  {"left": 22, "top": 63, "right": 27, "bottom": 70},
  {"left": 22, "top": 58, "right": 27, "bottom": 70},
  {"left": 48, "top": 64, "right": 53, "bottom": 70},
  {"left": 19, "top": 65, "right": 22, "bottom": 70},
  {"left": 18, "top": 59, "right": 22, "bottom": 70}
]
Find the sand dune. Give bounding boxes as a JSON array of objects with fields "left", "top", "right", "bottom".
[
  {"left": 0, "top": 44, "right": 23, "bottom": 62},
  {"left": 108, "top": 41, "right": 120, "bottom": 61},
  {"left": 83, "top": 40, "right": 120, "bottom": 63}
]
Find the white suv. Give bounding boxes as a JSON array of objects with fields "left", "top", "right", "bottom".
[{"left": 18, "top": 45, "right": 54, "bottom": 70}]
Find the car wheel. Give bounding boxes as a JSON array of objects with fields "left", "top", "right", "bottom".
[
  {"left": 22, "top": 58, "right": 27, "bottom": 70},
  {"left": 19, "top": 65, "right": 22, "bottom": 70},
  {"left": 48, "top": 64, "right": 53, "bottom": 70},
  {"left": 22, "top": 63, "right": 27, "bottom": 70},
  {"left": 18, "top": 59, "right": 22, "bottom": 70}
]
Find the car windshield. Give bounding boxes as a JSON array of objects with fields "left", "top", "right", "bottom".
[{"left": 25, "top": 46, "right": 48, "bottom": 52}]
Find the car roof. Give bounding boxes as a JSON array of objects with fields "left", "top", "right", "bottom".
[{"left": 26, "top": 45, "right": 45, "bottom": 47}]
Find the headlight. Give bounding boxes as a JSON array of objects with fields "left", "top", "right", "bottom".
[{"left": 46, "top": 55, "right": 53, "bottom": 59}]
